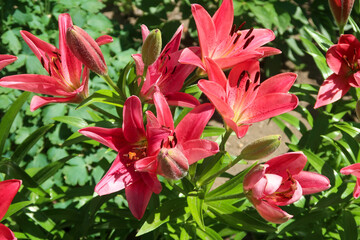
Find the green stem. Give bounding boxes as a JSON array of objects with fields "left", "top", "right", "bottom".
[
  {"left": 205, "top": 193, "right": 246, "bottom": 202},
  {"left": 182, "top": 71, "right": 202, "bottom": 90},
  {"left": 168, "top": 180, "right": 187, "bottom": 195},
  {"left": 88, "top": 104, "right": 120, "bottom": 120},
  {"left": 198, "top": 154, "right": 243, "bottom": 186},
  {"left": 101, "top": 74, "right": 122, "bottom": 94},
  {"left": 219, "top": 128, "right": 232, "bottom": 151},
  {"left": 137, "top": 65, "right": 148, "bottom": 97}
]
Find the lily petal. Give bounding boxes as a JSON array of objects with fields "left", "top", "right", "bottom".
[
  {"left": 0, "top": 223, "right": 16, "bottom": 240},
  {"left": 266, "top": 152, "right": 307, "bottom": 178},
  {"left": 79, "top": 127, "right": 126, "bottom": 152},
  {"left": 294, "top": 171, "right": 330, "bottom": 195},
  {"left": 181, "top": 139, "right": 219, "bottom": 164},
  {"left": 251, "top": 197, "right": 293, "bottom": 224},
  {"left": 164, "top": 92, "right": 200, "bottom": 108},
  {"left": 0, "top": 55, "right": 17, "bottom": 71},
  {"left": 0, "top": 179, "right": 21, "bottom": 221},
  {"left": 125, "top": 179, "right": 153, "bottom": 220},
  {"left": 256, "top": 73, "right": 297, "bottom": 97},
  {"left": 212, "top": 0, "right": 233, "bottom": 44},
  {"left": 175, "top": 103, "right": 214, "bottom": 143},
  {"left": 314, "top": 73, "right": 351, "bottom": 108},
  {"left": 30, "top": 95, "right": 79, "bottom": 111},
  {"left": 243, "top": 164, "right": 267, "bottom": 191},
  {"left": 340, "top": 163, "right": 360, "bottom": 177},
  {"left": 123, "top": 96, "right": 146, "bottom": 143},
  {"left": 153, "top": 91, "right": 174, "bottom": 130},
  {"left": 178, "top": 47, "right": 205, "bottom": 70},
  {"left": 205, "top": 57, "right": 228, "bottom": 89}
]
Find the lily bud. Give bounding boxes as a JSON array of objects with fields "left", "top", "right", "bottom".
[
  {"left": 328, "top": 0, "right": 355, "bottom": 31},
  {"left": 157, "top": 147, "right": 189, "bottom": 180},
  {"left": 142, "top": 29, "right": 162, "bottom": 66},
  {"left": 66, "top": 25, "right": 107, "bottom": 75},
  {"left": 240, "top": 135, "right": 281, "bottom": 160}
]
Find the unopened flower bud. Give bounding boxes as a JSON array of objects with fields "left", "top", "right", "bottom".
[
  {"left": 240, "top": 135, "right": 281, "bottom": 160},
  {"left": 157, "top": 147, "right": 189, "bottom": 180},
  {"left": 328, "top": 0, "right": 355, "bottom": 31},
  {"left": 66, "top": 25, "right": 107, "bottom": 75},
  {"left": 142, "top": 29, "right": 162, "bottom": 66}
]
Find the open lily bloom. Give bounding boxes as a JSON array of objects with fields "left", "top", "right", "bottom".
[
  {"left": 134, "top": 91, "right": 219, "bottom": 180},
  {"left": 0, "top": 13, "right": 112, "bottom": 111},
  {"left": 178, "top": 0, "right": 280, "bottom": 73},
  {"left": 132, "top": 25, "right": 200, "bottom": 108},
  {"left": 0, "top": 179, "right": 22, "bottom": 240},
  {"left": 0, "top": 55, "right": 17, "bottom": 71},
  {"left": 79, "top": 96, "right": 163, "bottom": 219},
  {"left": 198, "top": 58, "right": 298, "bottom": 138},
  {"left": 340, "top": 163, "right": 360, "bottom": 198},
  {"left": 243, "top": 152, "right": 330, "bottom": 224},
  {"left": 315, "top": 34, "right": 360, "bottom": 108}
]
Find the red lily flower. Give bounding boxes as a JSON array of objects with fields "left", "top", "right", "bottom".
[
  {"left": 0, "top": 13, "right": 112, "bottom": 111},
  {"left": 0, "top": 179, "right": 21, "bottom": 240},
  {"left": 315, "top": 34, "right": 360, "bottom": 108},
  {"left": 132, "top": 25, "right": 200, "bottom": 107},
  {"left": 243, "top": 152, "right": 330, "bottom": 224},
  {"left": 178, "top": 0, "right": 280, "bottom": 72},
  {"left": 198, "top": 58, "right": 298, "bottom": 138},
  {"left": 134, "top": 91, "right": 219, "bottom": 179},
  {"left": 79, "top": 96, "right": 163, "bottom": 219},
  {"left": 340, "top": 163, "right": 360, "bottom": 198},
  {"left": 0, "top": 55, "right": 17, "bottom": 71}
]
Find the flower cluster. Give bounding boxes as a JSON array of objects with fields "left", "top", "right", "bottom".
[{"left": 0, "top": 0, "right": 339, "bottom": 229}]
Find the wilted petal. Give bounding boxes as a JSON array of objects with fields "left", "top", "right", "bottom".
[
  {"left": 294, "top": 171, "right": 330, "bottom": 195},
  {"left": 0, "top": 179, "right": 21, "bottom": 221},
  {"left": 125, "top": 180, "right": 153, "bottom": 219},
  {"left": 0, "top": 55, "right": 17, "bottom": 71},
  {"left": 314, "top": 73, "right": 351, "bottom": 108},
  {"left": 0, "top": 223, "right": 16, "bottom": 240}
]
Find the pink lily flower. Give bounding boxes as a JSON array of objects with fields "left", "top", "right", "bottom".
[
  {"left": 132, "top": 25, "right": 200, "bottom": 108},
  {"left": 198, "top": 58, "right": 298, "bottom": 138},
  {"left": 79, "top": 96, "right": 163, "bottom": 219},
  {"left": 243, "top": 152, "right": 330, "bottom": 224},
  {"left": 178, "top": 0, "right": 280, "bottom": 72},
  {"left": 340, "top": 163, "right": 360, "bottom": 198},
  {"left": 315, "top": 34, "right": 360, "bottom": 108},
  {"left": 0, "top": 179, "right": 22, "bottom": 240},
  {"left": 0, "top": 13, "right": 113, "bottom": 111},
  {"left": 329, "top": 0, "right": 355, "bottom": 31},
  {"left": 134, "top": 91, "right": 219, "bottom": 179},
  {"left": 0, "top": 55, "right": 17, "bottom": 71}
]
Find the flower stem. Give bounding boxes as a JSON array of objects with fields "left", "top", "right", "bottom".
[
  {"left": 88, "top": 104, "right": 120, "bottom": 120},
  {"left": 137, "top": 65, "right": 148, "bottom": 97},
  {"left": 182, "top": 71, "right": 202, "bottom": 90},
  {"left": 101, "top": 74, "right": 122, "bottom": 94},
  {"left": 205, "top": 193, "right": 245, "bottom": 202},
  {"left": 219, "top": 128, "right": 232, "bottom": 151}
]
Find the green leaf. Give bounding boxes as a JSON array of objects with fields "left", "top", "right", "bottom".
[
  {"left": 339, "top": 211, "right": 358, "bottom": 240},
  {"left": 137, "top": 198, "right": 187, "bottom": 236},
  {"left": 3, "top": 201, "right": 32, "bottom": 219},
  {"left": 201, "top": 126, "right": 226, "bottom": 138},
  {"left": 349, "top": 17, "right": 360, "bottom": 34},
  {"left": 77, "top": 89, "right": 124, "bottom": 109},
  {"left": 206, "top": 163, "right": 256, "bottom": 199},
  {"left": 187, "top": 195, "right": 204, "bottom": 230},
  {"left": 12, "top": 124, "right": 54, "bottom": 164},
  {"left": 53, "top": 116, "right": 88, "bottom": 128},
  {"left": 196, "top": 227, "right": 223, "bottom": 240},
  {"left": 0, "top": 92, "right": 30, "bottom": 155},
  {"left": 206, "top": 202, "right": 275, "bottom": 232},
  {"left": 304, "top": 27, "right": 333, "bottom": 52},
  {"left": 1, "top": 29, "right": 22, "bottom": 54}
]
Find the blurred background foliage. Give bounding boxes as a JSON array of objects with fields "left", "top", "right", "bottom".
[{"left": 1, "top": 0, "right": 360, "bottom": 239}]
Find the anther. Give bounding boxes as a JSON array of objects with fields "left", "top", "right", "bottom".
[
  {"left": 245, "top": 79, "right": 251, "bottom": 91},
  {"left": 254, "top": 71, "right": 260, "bottom": 83},
  {"left": 40, "top": 57, "right": 45, "bottom": 67},
  {"left": 48, "top": 62, "right": 52, "bottom": 76},
  {"left": 230, "top": 24, "right": 236, "bottom": 36},
  {"left": 244, "top": 27, "right": 254, "bottom": 40},
  {"left": 164, "top": 67, "right": 168, "bottom": 74},
  {"left": 233, "top": 34, "right": 241, "bottom": 44},
  {"left": 173, "top": 132, "right": 177, "bottom": 146},
  {"left": 237, "top": 70, "right": 246, "bottom": 88},
  {"left": 243, "top": 35, "right": 255, "bottom": 50},
  {"left": 236, "top": 21, "right": 246, "bottom": 33},
  {"left": 160, "top": 139, "right": 164, "bottom": 148},
  {"left": 163, "top": 48, "right": 170, "bottom": 55},
  {"left": 171, "top": 66, "right": 177, "bottom": 74}
]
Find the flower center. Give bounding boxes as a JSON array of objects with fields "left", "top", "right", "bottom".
[{"left": 123, "top": 141, "right": 148, "bottom": 166}]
